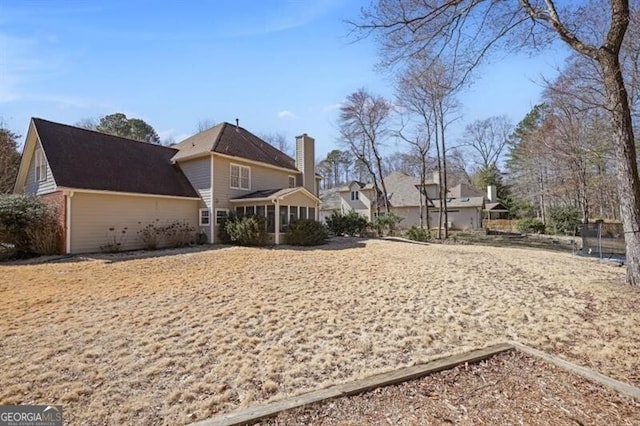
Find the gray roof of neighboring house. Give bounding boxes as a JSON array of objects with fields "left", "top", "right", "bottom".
[
  {"left": 32, "top": 118, "right": 199, "bottom": 198},
  {"left": 445, "top": 196, "right": 485, "bottom": 208},
  {"left": 383, "top": 171, "right": 423, "bottom": 207},
  {"left": 172, "top": 122, "right": 298, "bottom": 171},
  {"left": 382, "top": 172, "right": 484, "bottom": 208},
  {"left": 336, "top": 181, "right": 376, "bottom": 191},
  {"left": 485, "top": 201, "right": 509, "bottom": 211},
  {"left": 320, "top": 172, "right": 486, "bottom": 211},
  {"left": 320, "top": 187, "right": 341, "bottom": 210},
  {"left": 447, "top": 183, "right": 484, "bottom": 198}
]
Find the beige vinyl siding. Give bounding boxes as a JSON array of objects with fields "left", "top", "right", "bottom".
[
  {"left": 280, "top": 191, "right": 317, "bottom": 208},
  {"left": 178, "top": 157, "right": 212, "bottom": 240},
  {"left": 339, "top": 188, "right": 375, "bottom": 221},
  {"left": 24, "top": 139, "right": 56, "bottom": 195},
  {"left": 429, "top": 208, "right": 482, "bottom": 230},
  {"left": 213, "top": 155, "right": 298, "bottom": 235},
  {"left": 447, "top": 208, "right": 482, "bottom": 230},
  {"left": 213, "top": 154, "right": 297, "bottom": 238},
  {"left": 214, "top": 157, "right": 297, "bottom": 202},
  {"left": 389, "top": 207, "right": 422, "bottom": 229},
  {"left": 70, "top": 192, "right": 198, "bottom": 253}
]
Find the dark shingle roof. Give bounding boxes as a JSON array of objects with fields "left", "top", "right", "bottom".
[
  {"left": 33, "top": 118, "right": 199, "bottom": 198},
  {"left": 231, "top": 187, "right": 318, "bottom": 202},
  {"left": 172, "top": 122, "right": 297, "bottom": 171},
  {"left": 232, "top": 188, "right": 283, "bottom": 200}
]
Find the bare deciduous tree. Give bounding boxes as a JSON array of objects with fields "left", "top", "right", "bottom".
[
  {"left": 339, "top": 88, "right": 393, "bottom": 217},
  {"left": 259, "top": 132, "right": 293, "bottom": 157},
  {"left": 196, "top": 119, "right": 217, "bottom": 133},
  {"left": 396, "top": 57, "right": 461, "bottom": 238},
  {"left": 461, "top": 115, "right": 513, "bottom": 170},
  {"left": 355, "top": 0, "right": 640, "bottom": 284}
]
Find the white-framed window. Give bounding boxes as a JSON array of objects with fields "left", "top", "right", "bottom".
[
  {"left": 288, "top": 175, "right": 296, "bottom": 188},
  {"left": 215, "top": 208, "right": 229, "bottom": 225},
  {"left": 350, "top": 190, "right": 359, "bottom": 201},
  {"left": 230, "top": 164, "right": 250, "bottom": 190},
  {"left": 199, "top": 209, "right": 210, "bottom": 226},
  {"left": 35, "top": 149, "right": 46, "bottom": 182}
]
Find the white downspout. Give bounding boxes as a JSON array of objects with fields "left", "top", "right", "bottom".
[
  {"left": 65, "top": 191, "right": 74, "bottom": 254},
  {"left": 210, "top": 154, "right": 215, "bottom": 244}
]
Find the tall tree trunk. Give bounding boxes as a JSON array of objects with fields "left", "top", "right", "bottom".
[
  {"left": 538, "top": 166, "right": 546, "bottom": 224},
  {"left": 434, "top": 114, "right": 443, "bottom": 239},
  {"left": 600, "top": 51, "right": 640, "bottom": 285},
  {"left": 439, "top": 103, "right": 449, "bottom": 239},
  {"left": 580, "top": 165, "right": 589, "bottom": 224},
  {"left": 374, "top": 153, "right": 391, "bottom": 214},
  {"left": 422, "top": 158, "right": 431, "bottom": 231}
]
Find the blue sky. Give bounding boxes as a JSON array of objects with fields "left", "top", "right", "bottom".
[{"left": 0, "top": 0, "right": 567, "bottom": 158}]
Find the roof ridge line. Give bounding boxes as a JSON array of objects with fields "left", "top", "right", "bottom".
[
  {"left": 32, "top": 117, "right": 177, "bottom": 152},
  {"left": 210, "top": 122, "right": 229, "bottom": 151}
]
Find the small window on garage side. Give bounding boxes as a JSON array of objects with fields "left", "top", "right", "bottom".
[
  {"left": 199, "top": 209, "right": 210, "bottom": 226},
  {"left": 288, "top": 175, "right": 296, "bottom": 188},
  {"left": 350, "top": 190, "right": 359, "bottom": 201}
]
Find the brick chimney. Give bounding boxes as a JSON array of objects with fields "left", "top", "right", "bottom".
[{"left": 295, "top": 133, "right": 315, "bottom": 195}]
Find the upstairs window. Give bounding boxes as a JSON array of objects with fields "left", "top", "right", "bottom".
[
  {"left": 230, "top": 164, "right": 250, "bottom": 190},
  {"left": 288, "top": 175, "right": 296, "bottom": 188},
  {"left": 35, "top": 149, "right": 46, "bottom": 182},
  {"left": 350, "top": 190, "right": 359, "bottom": 201}
]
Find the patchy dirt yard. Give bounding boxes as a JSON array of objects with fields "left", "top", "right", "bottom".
[
  {"left": 1, "top": 238, "right": 639, "bottom": 425},
  {"left": 262, "top": 350, "right": 640, "bottom": 426}
]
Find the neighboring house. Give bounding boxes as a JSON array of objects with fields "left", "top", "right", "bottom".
[
  {"left": 484, "top": 185, "right": 510, "bottom": 220},
  {"left": 14, "top": 118, "right": 321, "bottom": 253},
  {"left": 318, "top": 181, "right": 377, "bottom": 223},
  {"left": 319, "top": 171, "right": 486, "bottom": 231}
]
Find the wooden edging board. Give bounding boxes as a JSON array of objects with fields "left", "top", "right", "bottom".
[
  {"left": 190, "top": 343, "right": 514, "bottom": 426},
  {"left": 511, "top": 341, "right": 640, "bottom": 401},
  {"left": 191, "top": 341, "right": 640, "bottom": 426}
]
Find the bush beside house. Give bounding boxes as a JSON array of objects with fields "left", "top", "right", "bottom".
[
  {"left": 218, "top": 215, "right": 268, "bottom": 246},
  {"left": 285, "top": 220, "right": 329, "bottom": 246},
  {"left": 0, "top": 194, "right": 63, "bottom": 258},
  {"left": 371, "top": 212, "right": 403, "bottom": 236},
  {"left": 325, "top": 210, "right": 369, "bottom": 236}
]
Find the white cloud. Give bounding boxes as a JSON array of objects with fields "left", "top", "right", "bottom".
[
  {"left": 277, "top": 110, "right": 296, "bottom": 120},
  {"left": 323, "top": 102, "right": 344, "bottom": 112}
]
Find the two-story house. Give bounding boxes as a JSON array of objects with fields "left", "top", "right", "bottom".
[
  {"left": 319, "top": 171, "right": 488, "bottom": 231},
  {"left": 13, "top": 118, "right": 321, "bottom": 253}
]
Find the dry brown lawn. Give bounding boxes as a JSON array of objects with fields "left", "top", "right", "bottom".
[{"left": 1, "top": 239, "right": 639, "bottom": 425}]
